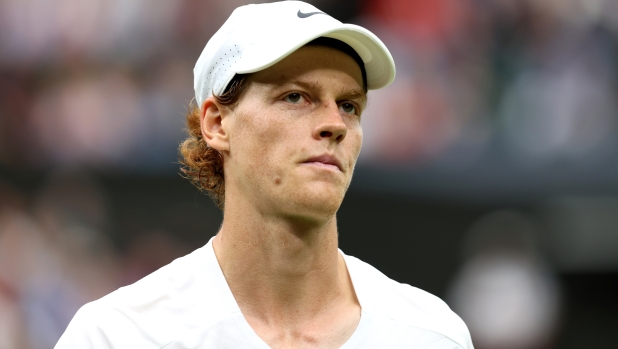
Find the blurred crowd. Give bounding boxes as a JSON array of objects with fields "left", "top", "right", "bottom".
[
  {"left": 359, "top": 0, "right": 618, "bottom": 165},
  {"left": 0, "top": 0, "right": 216, "bottom": 171},
  {"left": 0, "top": 172, "right": 191, "bottom": 348}
]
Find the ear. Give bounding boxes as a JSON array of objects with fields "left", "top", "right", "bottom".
[{"left": 200, "top": 97, "right": 230, "bottom": 152}]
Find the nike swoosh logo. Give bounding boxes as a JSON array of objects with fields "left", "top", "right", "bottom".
[{"left": 297, "top": 10, "right": 326, "bottom": 18}]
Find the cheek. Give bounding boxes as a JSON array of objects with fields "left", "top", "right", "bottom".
[
  {"left": 232, "top": 109, "right": 291, "bottom": 172},
  {"left": 349, "top": 127, "right": 363, "bottom": 158},
  {"left": 247, "top": 115, "right": 289, "bottom": 150}
]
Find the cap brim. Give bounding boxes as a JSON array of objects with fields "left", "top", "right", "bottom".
[{"left": 235, "top": 23, "right": 395, "bottom": 90}]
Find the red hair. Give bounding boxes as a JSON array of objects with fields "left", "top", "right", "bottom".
[{"left": 178, "top": 75, "right": 248, "bottom": 210}]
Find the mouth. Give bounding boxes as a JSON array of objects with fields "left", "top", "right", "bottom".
[{"left": 302, "top": 154, "right": 343, "bottom": 172}]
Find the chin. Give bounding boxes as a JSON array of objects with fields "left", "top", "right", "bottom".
[{"left": 285, "top": 185, "right": 346, "bottom": 222}]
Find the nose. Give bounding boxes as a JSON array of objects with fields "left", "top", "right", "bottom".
[{"left": 312, "top": 103, "right": 347, "bottom": 143}]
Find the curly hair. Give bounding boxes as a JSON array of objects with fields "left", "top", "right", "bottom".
[{"left": 179, "top": 75, "right": 248, "bottom": 210}]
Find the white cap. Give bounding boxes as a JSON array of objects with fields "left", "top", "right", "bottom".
[{"left": 194, "top": 0, "right": 396, "bottom": 107}]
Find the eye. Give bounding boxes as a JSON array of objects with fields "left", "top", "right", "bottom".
[
  {"left": 284, "top": 93, "right": 303, "bottom": 103},
  {"left": 339, "top": 102, "right": 357, "bottom": 115}
]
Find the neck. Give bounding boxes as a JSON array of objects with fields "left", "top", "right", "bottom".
[{"left": 213, "top": 196, "right": 355, "bottom": 326}]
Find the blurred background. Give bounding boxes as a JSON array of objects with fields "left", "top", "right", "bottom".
[{"left": 1, "top": 0, "right": 617, "bottom": 348}]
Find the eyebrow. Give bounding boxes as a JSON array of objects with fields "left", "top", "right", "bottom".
[{"left": 342, "top": 89, "right": 368, "bottom": 107}]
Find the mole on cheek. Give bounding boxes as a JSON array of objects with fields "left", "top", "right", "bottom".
[{"left": 274, "top": 178, "right": 281, "bottom": 185}]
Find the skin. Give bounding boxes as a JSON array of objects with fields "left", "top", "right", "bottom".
[{"left": 200, "top": 45, "right": 367, "bottom": 349}]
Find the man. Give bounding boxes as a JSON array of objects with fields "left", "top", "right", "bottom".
[{"left": 56, "top": 1, "right": 473, "bottom": 348}]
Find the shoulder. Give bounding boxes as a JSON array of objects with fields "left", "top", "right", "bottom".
[
  {"left": 344, "top": 253, "right": 474, "bottom": 349},
  {"left": 56, "top": 242, "right": 237, "bottom": 348}
]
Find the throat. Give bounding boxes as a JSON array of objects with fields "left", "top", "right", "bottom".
[
  {"left": 212, "top": 221, "right": 360, "bottom": 341},
  {"left": 227, "top": 248, "right": 361, "bottom": 349},
  {"left": 212, "top": 207, "right": 360, "bottom": 347},
  {"left": 214, "top": 221, "right": 343, "bottom": 307}
]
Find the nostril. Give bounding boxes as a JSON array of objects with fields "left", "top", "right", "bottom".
[
  {"left": 320, "top": 131, "right": 333, "bottom": 138},
  {"left": 335, "top": 134, "right": 344, "bottom": 142}
]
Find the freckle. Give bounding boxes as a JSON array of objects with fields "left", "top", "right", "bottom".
[{"left": 274, "top": 178, "right": 281, "bottom": 185}]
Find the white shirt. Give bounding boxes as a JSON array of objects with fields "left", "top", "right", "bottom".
[{"left": 55, "top": 238, "right": 473, "bottom": 348}]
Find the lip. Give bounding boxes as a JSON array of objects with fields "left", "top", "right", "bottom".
[{"left": 302, "top": 154, "right": 343, "bottom": 172}]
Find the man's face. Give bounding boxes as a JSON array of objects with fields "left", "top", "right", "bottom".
[{"left": 222, "top": 45, "right": 366, "bottom": 223}]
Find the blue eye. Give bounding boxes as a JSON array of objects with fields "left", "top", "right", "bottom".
[
  {"left": 340, "top": 102, "right": 356, "bottom": 114},
  {"left": 285, "top": 93, "right": 302, "bottom": 103}
]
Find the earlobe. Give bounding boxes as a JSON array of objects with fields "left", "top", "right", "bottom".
[{"left": 200, "top": 98, "right": 230, "bottom": 152}]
